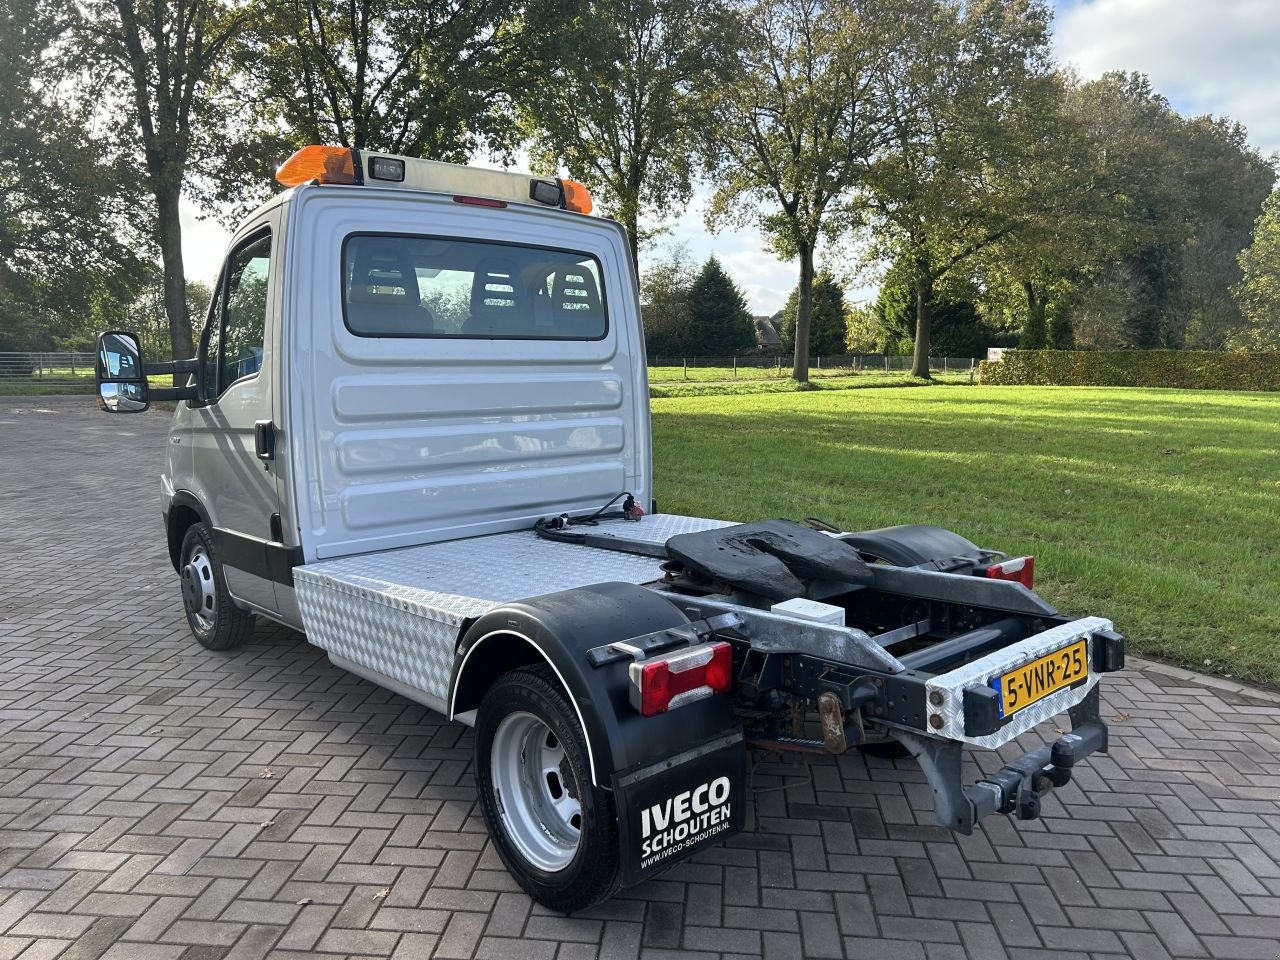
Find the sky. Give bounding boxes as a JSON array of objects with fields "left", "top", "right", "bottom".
[{"left": 180, "top": 0, "right": 1280, "bottom": 313}]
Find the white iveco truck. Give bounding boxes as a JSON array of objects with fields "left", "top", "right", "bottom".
[{"left": 95, "top": 145, "right": 1125, "bottom": 911}]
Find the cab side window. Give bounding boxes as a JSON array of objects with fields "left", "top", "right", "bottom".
[
  {"left": 220, "top": 233, "right": 271, "bottom": 393},
  {"left": 200, "top": 286, "right": 223, "bottom": 402}
]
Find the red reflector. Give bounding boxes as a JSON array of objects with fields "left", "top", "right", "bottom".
[
  {"left": 984, "top": 555, "right": 1034, "bottom": 589},
  {"left": 453, "top": 195, "right": 507, "bottom": 208},
  {"left": 631, "top": 642, "right": 732, "bottom": 717}
]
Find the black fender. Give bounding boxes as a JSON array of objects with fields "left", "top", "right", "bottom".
[
  {"left": 449, "top": 581, "right": 737, "bottom": 787},
  {"left": 165, "top": 491, "right": 212, "bottom": 571},
  {"left": 838, "top": 524, "right": 985, "bottom": 571}
]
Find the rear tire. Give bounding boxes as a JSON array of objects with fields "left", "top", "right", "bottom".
[
  {"left": 474, "top": 665, "right": 620, "bottom": 912},
  {"left": 178, "top": 523, "right": 253, "bottom": 650}
]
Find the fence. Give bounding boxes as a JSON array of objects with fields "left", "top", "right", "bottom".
[
  {"left": 0, "top": 352, "right": 97, "bottom": 384},
  {"left": 0, "top": 349, "right": 983, "bottom": 387},
  {"left": 648, "top": 354, "right": 981, "bottom": 381}
]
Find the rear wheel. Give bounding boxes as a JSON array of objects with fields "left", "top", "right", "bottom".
[
  {"left": 474, "top": 665, "right": 620, "bottom": 912},
  {"left": 179, "top": 523, "right": 253, "bottom": 650}
]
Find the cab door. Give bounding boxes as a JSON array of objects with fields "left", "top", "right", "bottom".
[{"left": 190, "top": 219, "right": 283, "bottom": 615}]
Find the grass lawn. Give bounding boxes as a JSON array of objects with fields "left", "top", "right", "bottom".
[{"left": 652, "top": 384, "right": 1280, "bottom": 685}]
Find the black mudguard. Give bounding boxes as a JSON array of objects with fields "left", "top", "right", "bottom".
[
  {"left": 452, "top": 581, "right": 748, "bottom": 885},
  {"left": 451, "top": 581, "right": 741, "bottom": 783}
]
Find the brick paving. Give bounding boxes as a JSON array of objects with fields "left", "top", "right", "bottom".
[{"left": 2, "top": 395, "right": 1279, "bottom": 960}]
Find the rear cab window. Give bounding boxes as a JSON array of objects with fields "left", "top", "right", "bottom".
[{"left": 342, "top": 234, "right": 607, "bottom": 340}]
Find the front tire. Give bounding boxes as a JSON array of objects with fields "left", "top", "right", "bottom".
[
  {"left": 179, "top": 523, "right": 253, "bottom": 650},
  {"left": 474, "top": 665, "right": 620, "bottom": 912}
]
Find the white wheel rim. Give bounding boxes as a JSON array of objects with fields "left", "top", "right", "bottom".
[
  {"left": 490, "top": 711, "right": 582, "bottom": 872},
  {"left": 182, "top": 545, "right": 217, "bottom": 632}
]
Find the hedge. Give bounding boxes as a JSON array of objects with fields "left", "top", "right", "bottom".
[{"left": 978, "top": 350, "right": 1280, "bottom": 391}]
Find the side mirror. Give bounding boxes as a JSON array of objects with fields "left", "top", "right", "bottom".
[
  {"left": 99, "top": 381, "right": 149, "bottom": 412},
  {"left": 96, "top": 331, "right": 150, "bottom": 413}
]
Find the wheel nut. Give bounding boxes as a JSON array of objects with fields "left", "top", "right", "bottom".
[
  {"left": 928, "top": 690, "right": 945, "bottom": 707},
  {"left": 928, "top": 714, "right": 944, "bottom": 730}
]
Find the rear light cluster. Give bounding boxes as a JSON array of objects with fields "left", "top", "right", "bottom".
[
  {"left": 629, "top": 641, "right": 732, "bottom": 716},
  {"left": 982, "top": 555, "right": 1035, "bottom": 590}
]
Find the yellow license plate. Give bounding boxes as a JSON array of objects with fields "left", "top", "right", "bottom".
[{"left": 993, "top": 639, "right": 1088, "bottom": 719}]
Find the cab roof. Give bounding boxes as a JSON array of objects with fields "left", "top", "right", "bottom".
[{"left": 274, "top": 145, "right": 593, "bottom": 215}]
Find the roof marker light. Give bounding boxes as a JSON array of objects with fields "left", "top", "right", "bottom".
[
  {"left": 276, "top": 145, "right": 357, "bottom": 187},
  {"left": 561, "top": 179, "right": 593, "bottom": 214},
  {"left": 529, "top": 179, "right": 562, "bottom": 206},
  {"left": 368, "top": 156, "right": 405, "bottom": 182}
]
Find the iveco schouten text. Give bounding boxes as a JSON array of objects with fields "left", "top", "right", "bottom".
[{"left": 94, "top": 145, "right": 1125, "bottom": 911}]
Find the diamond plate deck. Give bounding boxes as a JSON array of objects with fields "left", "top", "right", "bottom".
[{"left": 292, "top": 514, "right": 719, "bottom": 700}]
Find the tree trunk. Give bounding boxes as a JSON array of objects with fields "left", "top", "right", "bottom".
[
  {"left": 792, "top": 242, "right": 814, "bottom": 383},
  {"left": 910, "top": 263, "right": 933, "bottom": 380},
  {"left": 156, "top": 181, "right": 193, "bottom": 363},
  {"left": 1020, "top": 279, "right": 1047, "bottom": 349}
]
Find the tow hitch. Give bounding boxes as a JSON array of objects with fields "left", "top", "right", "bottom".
[{"left": 890, "top": 685, "right": 1108, "bottom": 833}]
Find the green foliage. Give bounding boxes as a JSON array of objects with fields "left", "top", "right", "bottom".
[
  {"left": 1235, "top": 191, "right": 1280, "bottom": 349},
  {"left": 1047, "top": 307, "right": 1074, "bottom": 350},
  {"left": 707, "top": 0, "right": 895, "bottom": 379},
  {"left": 844, "top": 303, "right": 886, "bottom": 354},
  {"left": 1019, "top": 306, "right": 1047, "bottom": 349},
  {"left": 979, "top": 350, "right": 1280, "bottom": 391},
  {"left": 78, "top": 0, "right": 251, "bottom": 359},
  {"left": 873, "top": 259, "right": 1004, "bottom": 357},
  {"left": 864, "top": 0, "right": 1057, "bottom": 376},
  {"left": 640, "top": 244, "right": 698, "bottom": 357},
  {"left": 85, "top": 271, "right": 213, "bottom": 360},
  {"left": 685, "top": 256, "right": 756, "bottom": 355},
  {"left": 240, "top": 0, "right": 533, "bottom": 161},
  {"left": 0, "top": 0, "right": 148, "bottom": 350},
  {"left": 778, "top": 273, "right": 847, "bottom": 356},
  {"left": 521, "top": 0, "right": 732, "bottom": 265}
]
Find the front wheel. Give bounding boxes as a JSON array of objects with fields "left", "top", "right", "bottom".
[
  {"left": 474, "top": 665, "right": 620, "bottom": 912},
  {"left": 179, "top": 523, "right": 253, "bottom": 650}
]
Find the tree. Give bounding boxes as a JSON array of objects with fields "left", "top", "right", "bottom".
[
  {"left": 874, "top": 261, "right": 994, "bottom": 358},
  {"left": 706, "top": 0, "right": 895, "bottom": 383},
  {"left": 844, "top": 303, "right": 887, "bottom": 354},
  {"left": 983, "top": 71, "right": 1176, "bottom": 352},
  {"left": 88, "top": 270, "right": 213, "bottom": 360},
  {"left": 523, "top": 0, "right": 732, "bottom": 268},
  {"left": 864, "top": 0, "right": 1056, "bottom": 378},
  {"left": 779, "top": 272, "right": 847, "bottom": 356},
  {"left": 81, "top": 0, "right": 246, "bottom": 362},
  {"left": 1068, "top": 264, "right": 1139, "bottom": 350},
  {"left": 243, "top": 0, "right": 535, "bottom": 160},
  {"left": 1158, "top": 116, "right": 1274, "bottom": 349},
  {"left": 1235, "top": 190, "right": 1280, "bottom": 349},
  {"left": 1, "top": 0, "right": 148, "bottom": 351},
  {"left": 639, "top": 244, "right": 698, "bottom": 357},
  {"left": 685, "top": 256, "right": 755, "bottom": 355}
]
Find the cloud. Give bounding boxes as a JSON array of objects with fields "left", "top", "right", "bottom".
[{"left": 1054, "top": 0, "right": 1280, "bottom": 155}]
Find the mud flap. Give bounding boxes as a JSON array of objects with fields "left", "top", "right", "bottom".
[{"left": 612, "top": 729, "right": 746, "bottom": 887}]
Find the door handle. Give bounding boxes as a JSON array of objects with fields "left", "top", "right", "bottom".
[{"left": 254, "top": 420, "right": 276, "bottom": 461}]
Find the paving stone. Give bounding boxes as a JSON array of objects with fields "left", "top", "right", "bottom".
[{"left": 3, "top": 396, "right": 1280, "bottom": 960}]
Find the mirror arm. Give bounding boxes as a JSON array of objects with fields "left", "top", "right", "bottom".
[
  {"left": 144, "top": 358, "right": 199, "bottom": 377},
  {"left": 150, "top": 385, "right": 199, "bottom": 401}
]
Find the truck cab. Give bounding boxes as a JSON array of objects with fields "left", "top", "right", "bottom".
[{"left": 94, "top": 146, "right": 1124, "bottom": 912}]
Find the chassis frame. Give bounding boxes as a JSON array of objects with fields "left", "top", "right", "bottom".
[{"left": 588, "top": 562, "right": 1125, "bottom": 834}]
